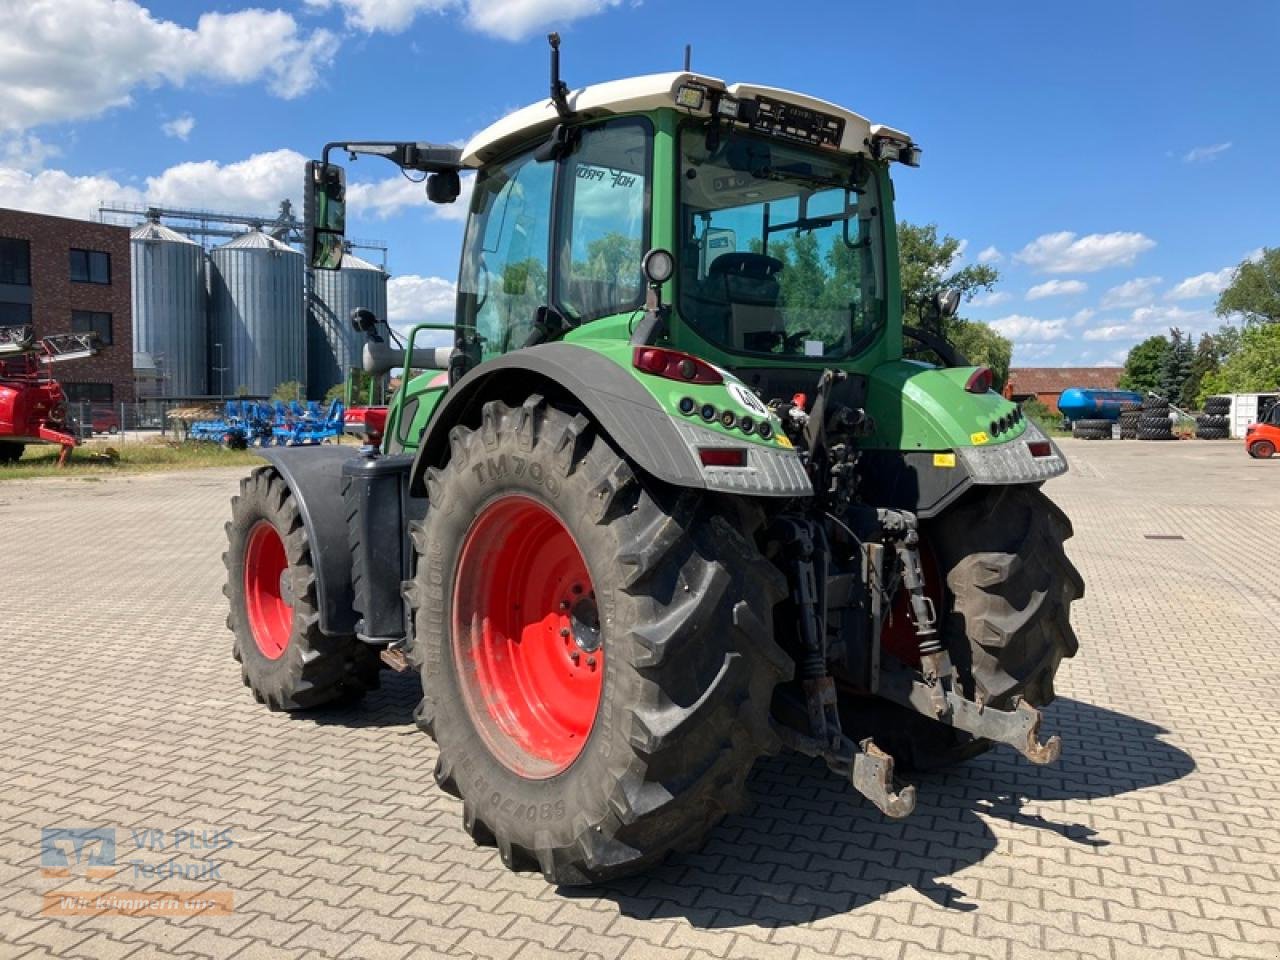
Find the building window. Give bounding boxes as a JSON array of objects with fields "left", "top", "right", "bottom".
[
  {"left": 0, "top": 237, "right": 30, "bottom": 285},
  {"left": 70, "top": 248, "right": 111, "bottom": 284},
  {"left": 0, "top": 301, "right": 32, "bottom": 326},
  {"left": 72, "top": 309, "right": 112, "bottom": 345},
  {"left": 63, "top": 382, "right": 114, "bottom": 404}
]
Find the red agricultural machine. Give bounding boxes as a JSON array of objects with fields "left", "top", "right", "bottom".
[{"left": 0, "top": 325, "right": 100, "bottom": 465}]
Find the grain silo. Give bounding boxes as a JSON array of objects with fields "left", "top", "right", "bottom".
[
  {"left": 208, "top": 229, "right": 304, "bottom": 397},
  {"left": 130, "top": 220, "right": 207, "bottom": 397},
  {"left": 307, "top": 252, "right": 388, "bottom": 399}
]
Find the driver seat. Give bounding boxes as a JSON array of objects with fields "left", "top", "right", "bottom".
[{"left": 707, "top": 253, "right": 785, "bottom": 351}]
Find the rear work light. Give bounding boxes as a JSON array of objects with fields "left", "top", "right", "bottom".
[
  {"left": 633, "top": 346, "right": 723, "bottom": 384},
  {"left": 1027, "top": 440, "right": 1053, "bottom": 458},
  {"left": 698, "top": 447, "right": 747, "bottom": 467},
  {"left": 965, "top": 367, "right": 994, "bottom": 394}
]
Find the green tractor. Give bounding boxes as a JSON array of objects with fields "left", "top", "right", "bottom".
[{"left": 224, "top": 38, "right": 1082, "bottom": 884}]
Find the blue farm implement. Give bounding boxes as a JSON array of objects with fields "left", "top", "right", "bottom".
[{"left": 190, "top": 399, "right": 345, "bottom": 448}]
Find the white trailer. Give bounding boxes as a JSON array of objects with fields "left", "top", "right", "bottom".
[{"left": 1211, "top": 392, "right": 1280, "bottom": 438}]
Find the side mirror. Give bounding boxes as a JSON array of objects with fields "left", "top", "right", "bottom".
[
  {"left": 934, "top": 288, "right": 961, "bottom": 320},
  {"left": 427, "top": 170, "right": 461, "bottom": 204},
  {"left": 305, "top": 160, "right": 346, "bottom": 270}
]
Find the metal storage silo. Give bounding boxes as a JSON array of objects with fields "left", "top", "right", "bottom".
[
  {"left": 208, "top": 230, "right": 304, "bottom": 397},
  {"left": 307, "top": 252, "right": 388, "bottom": 399},
  {"left": 131, "top": 220, "right": 207, "bottom": 397}
]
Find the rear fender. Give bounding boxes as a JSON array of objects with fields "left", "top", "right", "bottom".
[
  {"left": 407, "top": 343, "right": 810, "bottom": 498},
  {"left": 252, "top": 446, "right": 358, "bottom": 637}
]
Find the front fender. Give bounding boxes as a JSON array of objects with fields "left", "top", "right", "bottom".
[{"left": 252, "top": 446, "right": 358, "bottom": 637}]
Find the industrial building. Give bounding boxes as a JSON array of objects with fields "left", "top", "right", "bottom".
[
  {"left": 0, "top": 203, "right": 390, "bottom": 408},
  {"left": 0, "top": 208, "right": 134, "bottom": 405}
]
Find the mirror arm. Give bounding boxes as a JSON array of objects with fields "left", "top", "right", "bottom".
[{"left": 322, "top": 141, "right": 464, "bottom": 175}]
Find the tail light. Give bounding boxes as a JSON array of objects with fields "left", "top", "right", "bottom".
[
  {"left": 965, "top": 367, "right": 994, "bottom": 394},
  {"left": 633, "top": 347, "right": 723, "bottom": 384},
  {"left": 698, "top": 448, "right": 747, "bottom": 467},
  {"left": 1027, "top": 440, "right": 1052, "bottom": 458}
]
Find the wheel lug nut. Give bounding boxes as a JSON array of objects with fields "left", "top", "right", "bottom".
[
  {"left": 559, "top": 627, "right": 570, "bottom": 638},
  {"left": 570, "top": 651, "right": 580, "bottom": 663},
  {"left": 586, "top": 656, "right": 597, "bottom": 668}
]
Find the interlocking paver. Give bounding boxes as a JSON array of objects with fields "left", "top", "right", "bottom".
[{"left": 2, "top": 441, "right": 1280, "bottom": 959}]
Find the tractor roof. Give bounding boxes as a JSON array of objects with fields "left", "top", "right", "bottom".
[{"left": 460, "top": 71, "right": 913, "bottom": 167}]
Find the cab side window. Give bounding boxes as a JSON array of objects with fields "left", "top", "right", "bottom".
[
  {"left": 459, "top": 149, "right": 554, "bottom": 354},
  {"left": 556, "top": 118, "right": 651, "bottom": 322}
]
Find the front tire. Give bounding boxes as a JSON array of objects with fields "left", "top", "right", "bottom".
[
  {"left": 407, "top": 397, "right": 791, "bottom": 884},
  {"left": 223, "top": 467, "right": 380, "bottom": 710}
]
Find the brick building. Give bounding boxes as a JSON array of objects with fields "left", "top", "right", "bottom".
[
  {"left": 0, "top": 208, "right": 133, "bottom": 405},
  {"left": 1005, "top": 367, "right": 1123, "bottom": 414}
]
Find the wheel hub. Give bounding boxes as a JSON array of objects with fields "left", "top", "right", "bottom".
[{"left": 452, "top": 496, "right": 603, "bottom": 778}]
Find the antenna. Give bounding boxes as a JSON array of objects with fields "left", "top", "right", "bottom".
[
  {"left": 548, "top": 33, "right": 571, "bottom": 119},
  {"left": 684, "top": 44, "right": 692, "bottom": 71}
]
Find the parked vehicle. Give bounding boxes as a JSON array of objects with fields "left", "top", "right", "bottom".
[
  {"left": 1245, "top": 403, "right": 1280, "bottom": 458},
  {"left": 91, "top": 407, "right": 120, "bottom": 435},
  {"left": 220, "top": 41, "right": 1083, "bottom": 884},
  {"left": 0, "top": 325, "right": 99, "bottom": 465}
]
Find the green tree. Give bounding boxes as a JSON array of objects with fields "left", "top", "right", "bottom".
[
  {"left": 1182, "top": 333, "right": 1219, "bottom": 409},
  {"left": 949, "top": 319, "right": 1012, "bottom": 390},
  {"left": 271, "top": 380, "right": 304, "bottom": 403},
  {"left": 1160, "top": 328, "right": 1195, "bottom": 405},
  {"left": 897, "top": 222, "right": 999, "bottom": 332},
  {"left": 1118, "top": 335, "right": 1171, "bottom": 395},
  {"left": 1198, "top": 322, "right": 1280, "bottom": 400},
  {"left": 1215, "top": 247, "right": 1280, "bottom": 325}
]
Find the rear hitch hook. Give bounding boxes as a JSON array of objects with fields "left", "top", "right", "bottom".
[{"left": 851, "top": 739, "right": 916, "bottom": 818}]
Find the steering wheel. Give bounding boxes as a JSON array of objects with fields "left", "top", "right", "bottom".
[{"left": 903, "top": 325, "right": 968, "bottom": 367}]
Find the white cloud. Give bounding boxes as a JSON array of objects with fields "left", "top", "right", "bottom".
[
  {"left": 947, "top": 238, "right": 968, "bottom": 269},
  {"left": 1014, "top": 231, "right": 1156, "bottom": 273},
  {"left": 1026, "top": 279, "right": 1086, "bottom": 301},
  {"left": 0, "top": 0, "right": 338, "bottom": 131},
  {"left": 0, "top": 134, "right": 61, "bottom": 172},
  {"left": 1083, "top": 325, "right": 1134, "bottom": 342},
  {"left": 387, "top": 274, "right": 456, "bottom": 339},
  {"left": 311, "top": 0, "right": 622, "bottom": 40},
  {"left": 0, "top": 148, "right": 468, "bottom": 223},
  {"left": 1082, "top": 303, "right": 1213, "bottom": 344},
  {"left": 0, "top": 166, "right": 144, "bottom": 220},
  {"left": 989, "top": 314, "right": 1068, "bottom": 342},
  {"left": 969, "top": 290, "right": 1011, "bottom": 307},
  {"left": 1183, "top": 142, "right": 1232, "bottom": 163},
  {"left": 162, "top": 114, "right": 196, "bottom": 141},
  {"left": 1101, "top": 275, "right": 1162, "bottom": 308},
  {"left": 976, "top": 245, "right": 1002, "bottom": 264},
  {"left": 1165, "top": 266, "right": 1234, "bottom": 301}
]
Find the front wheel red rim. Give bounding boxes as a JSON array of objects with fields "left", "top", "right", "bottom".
[
  {"left": 453, "top": 496, "right": 603, "bottom": 779},
  {"left": 244, "top": 521, "right": 292, "bottom": 660}
]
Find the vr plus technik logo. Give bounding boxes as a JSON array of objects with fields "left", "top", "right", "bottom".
[{"left": 40, "top": 828, "right": 117, "bottom": 879}]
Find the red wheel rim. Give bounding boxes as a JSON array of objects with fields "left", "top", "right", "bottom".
[
  {"left": 1255, "top": 440, "right": 1275, "bottom": 458},
  {"left": 244, "top": 521, "right": 292, "bottom": 660},
  {"left": 453, "top": 496, "right": 603, "bottom": 778}
]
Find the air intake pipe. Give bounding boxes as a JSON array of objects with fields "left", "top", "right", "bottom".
[{"left": 362, "top": 340, "right": 455, "bottom": 376}]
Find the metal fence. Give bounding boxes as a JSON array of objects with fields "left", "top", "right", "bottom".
[{"left": 64, "top": 400, "right": 258, "bottom": 442}]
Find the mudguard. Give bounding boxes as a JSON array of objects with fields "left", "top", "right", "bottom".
[
  {"left": 409, "top": 342, "right": 809, "bottom": 498},
  {"left": 252, "top": 445, "right": 359, "bottom": 637}
]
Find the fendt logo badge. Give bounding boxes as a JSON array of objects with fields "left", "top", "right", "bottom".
[{"left": 728, "top": 383, "right": 768, "bottom": 417}]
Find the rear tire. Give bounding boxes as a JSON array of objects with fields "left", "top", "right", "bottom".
[
  {"left": 223, "top": 467, "right": 380, "bottom": 710},
  {"left": 1250, "top": 439, "right": 1276, "bottom": 459},
  {"left": 842, "top": 486, "right": 1083, "bottom": 772},
  {"left": 408, "top": 397, "right": 791, "bottom": 884}
]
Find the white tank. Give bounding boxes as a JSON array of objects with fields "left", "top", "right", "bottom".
[
  {"left": 130, "top": 221, "right": 207, "bottom": 397},
  {"left": 307, "top": 252, "right": 388, "bottom": 399},
  {"left": 208, "top": 230, "right": 304, "bottom": 397}
]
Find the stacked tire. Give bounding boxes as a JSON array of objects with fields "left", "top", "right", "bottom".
[
  {"left": 1138, "top": 396, "right": 1174, "bottom": 441},
  {"left": 1072, "top": 418, "right": 1112, "bottom": 440},
  {"left": 1118, "top": 402, "right": 1141, "bottom": 439},
  {"left": 1196, "top": 396, "right": 1231, "bottom": 439}
]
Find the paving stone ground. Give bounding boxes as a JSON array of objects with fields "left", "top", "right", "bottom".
[{"left": 1, "top": 438, "right": 1278, "bottom": 960}]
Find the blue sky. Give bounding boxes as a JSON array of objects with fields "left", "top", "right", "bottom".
[{"left": 2, "top": 0, "right": 1276, "bottom": 366}]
